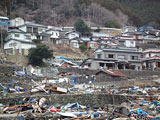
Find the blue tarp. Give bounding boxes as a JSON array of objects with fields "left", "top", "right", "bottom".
[
  {"left": 137, "top": 109, "right": 148, "bottom": 116},
  {"left": 56, "top": 57, "right": 78, "bottom": 66},
  {"left": 16, "top": 71, "right": 27, "bottom": 77},
  {"left": 138, "top": 26, "right": 153, "bottom": 32},
  {"left": 56, "top": 57, "right": 67, "bottom": 60}
]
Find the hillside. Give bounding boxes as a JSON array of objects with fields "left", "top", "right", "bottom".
[
  {"left": 0, "top": 0, "right": 160, "bottom": 28},
  {"left": 116, "top": 0, "right": 160, "bottom": 28}
]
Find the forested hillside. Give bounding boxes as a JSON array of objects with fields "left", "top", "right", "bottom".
[
  {"left": 116, "top": 0, "right": 160, "bottom": 28},
  {"left": 0, "top": 0, "right": 160, "bottom": 28}
]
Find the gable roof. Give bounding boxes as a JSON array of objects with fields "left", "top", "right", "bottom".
[
  {"left": 8, "top": 29, "right": 26, "bottom": 33},
  {"left": 96, "top": 70, "right": 127, "bottom": 77},
  {"left": 5, "top": 39, "right": 35, "bottom": 45}
]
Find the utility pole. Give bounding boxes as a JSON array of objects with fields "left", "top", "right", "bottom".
[{"left": 0, "top": 29, "right": 3, "bottom": 53}]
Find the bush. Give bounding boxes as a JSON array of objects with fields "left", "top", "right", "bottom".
[
  {"left": 104, "top": 20, "right": 121, "bottom": 28},
  {"left": 79, "top": 43, "right": 87, "bottom": 52},
  {"left": 28, "top": 45, "right": 53, "bottom": 66},
  {"left": 74, "top": 19, "right": 91, "bottom": 36}
]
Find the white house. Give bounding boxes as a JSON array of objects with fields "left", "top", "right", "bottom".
[
  {"left": 70, "top": 39, "right": 79, "bottom": 48},
  {"left": 122, "top": 26, "right": 137, "bottom": 33},
  {"left": 143, "top": 49, "right": 160, "bottom": 58},
  {"left": 18, "top": 22, "right": 47, "bottom": 34},
  {"left": 9, "top": 17, "right": 25, "bottom": 28},
  {"left": 115, "top": 34, "right": 136, "bottom": 48},
  {"left": 142, "top": 49, "right": 160, "bottom": 70},
  {"left": 65, "top": 31, "right": 80, "bottom": 40},
  {"left": 45, "top": 28, "right": 60, "bottom": 39},
  {"left": 6, "top": 29, "right": 37, "bottom": 42},
  {"left": 92, "top": 32, "right": 110, "bottom": 41},
  {"left": 4, "top": 39, "right": 36, "bottom": 55}
]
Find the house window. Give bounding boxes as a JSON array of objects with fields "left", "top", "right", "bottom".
[
  {"left": 27, "top": 27, "right": 32, "bottom": 33},
  {"left": 15, "top": 34, "right": 19, "bottom": 37},
  {"left": 97, "top": 54, "right": 102, "bottom": 59},
  {"left": 131, "top": 56, "right": 138, "bottom": 60},
  {"left": 91, "top": 43, "right": 97, "bottom": 48},
  {"left": 25, "top": 35, "right": 31, "bottom": 40},
  {"left": 33, "top": 28, "right": 38, "bottom": 33},
  {"left": 149, "top": 53, "right": 151, "bottom": 57},
  {"left": 118, "top": 55, "right": 125, "bottom": 59},
  {"left": 42, "top": 36, "right": 49, "bottom": 41},
  {"left": 39, "top": 29, "right": 43, "bottom": 32},
  {"left": 9, "top": 43, "right": 17, "bottom": 47},
  {"left": 108, "top": 54, "right": 114, "bottom": 58},
  {"left": 119, "top": 41, "right": 125, "bottom": 46}
]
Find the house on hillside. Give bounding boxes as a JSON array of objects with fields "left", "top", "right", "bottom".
[
  {"left": 141, "top": 49, "right": 160, "bottom": 70},
  {"left": 70, "top": 39, "right": 79, "bottom": 48},
  {"left": 4, "top": 39, "right": 36, "bottom": 55},
  {"left": 0, "top": 16, "right": 9, "bottom": 31},
  {"left": 81, "top": 47, "right": 142, "bottom": 70},
  {"left": 45, "top": 28, "right": 61, "bottom": 42},
  {"left": 65, "top": 30, "right": 80, "bottom": 40},
  {"left": 40, "top": 32, "right": 51, "bottom": 43},
  {"left": 18, "top": 22, "right": 47, "bottom": 34},
  {"left": 87, "top": 41, "right": 98, "bottom": 49},
  {"left": 136, "top": 43, "right": 157, "bottom": 51},
  {"left": 115, "top": 38, "right": 136, "bottom": 48},
  {"left": 92, "top": 32, "right": 109, "bottom": 41},
  {"left": 6, "top": 29, "right": 37, "bottom": 43},
  {"left": 115, "top": 32, "right": 136, "bottom": 47},
  {"left": 122, "top": 26, "right": 137, "bottom": 33},
  {"left": 9, "top": 17, "right": 25, "bottom": 28},
  {"left": 142, "top": 35, "right": 160, "bottom": 43}
]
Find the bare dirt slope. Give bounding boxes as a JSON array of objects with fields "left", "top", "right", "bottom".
[{"left": 53, "top": 45, "right": 94, "bottom": 58}]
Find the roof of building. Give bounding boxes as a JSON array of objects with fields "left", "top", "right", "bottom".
[
  {"left": 18, "top": 22, "right": 47, "bottom": 28},
  {"left": 0, "top": 16, "right": 9, "bottom": 20},
  {"left": 141, "top": 56, "right": 160, "bottom": 61},
  {"left": 80, "top": 37, "right": 91, "bottom": 42},
  {"left": 95, "top": 70, "right": 127, "bottom": 77},
  {"left": 143, "top": 49, "right": 160, "bottom": 53},
  {"left": 8, "top": 29, "right": 25, "bottom": 33},
  {"left": 136, "top": 43, "right": 157, "bottom": 50},
  {"left": 92, "top": 32, "right": 109, "bottom": 37},
  {"left": 95, "top": 47, "right": 142, "bottom": 54},
  {"left": 45, "top": 28, "right": 62, "bottom": 32},
  {"left": 5, "top": 39, "right": 35, "bottom": 45}
]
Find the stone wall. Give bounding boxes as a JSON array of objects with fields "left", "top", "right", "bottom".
[
  {"left": 0, "top": 94, "right": 129, "bottom": 108},
  {"left": 120, "top": 70, "right": 160, "bottom": 79}
]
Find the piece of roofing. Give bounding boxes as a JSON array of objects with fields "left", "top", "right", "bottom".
[
  {"left": 0, "top": 16, "right": 9, "bottom": 20},
  {"left": 18, "top": 21, "right": 47, "bottom": 28}
]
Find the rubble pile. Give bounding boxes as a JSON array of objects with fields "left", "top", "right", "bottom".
[{"left": 1, "top": 96, "right": 160, "bottom": 120}]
